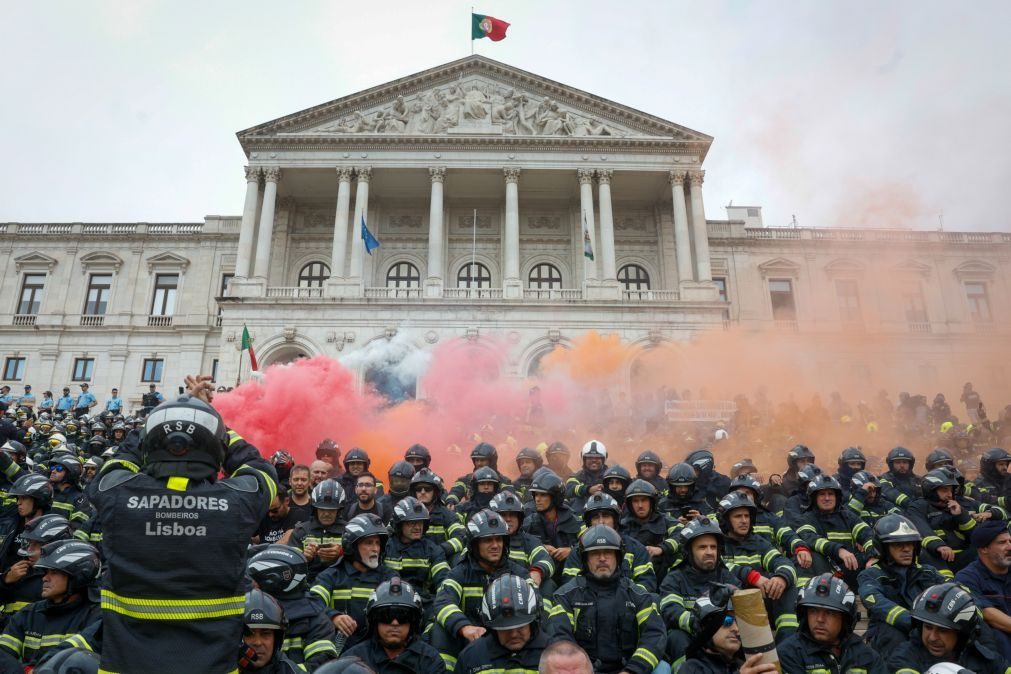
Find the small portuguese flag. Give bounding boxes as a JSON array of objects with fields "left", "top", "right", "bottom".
[
  {"left": 472, "top": 13, "right": 510, "bottom": 41},
  {"left": 241, "top": 324, "right": 258, "bottom": 372}
]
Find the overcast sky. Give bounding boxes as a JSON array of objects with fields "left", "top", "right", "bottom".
[{"left": 2, "top": 1, "right": 1009, "bottom": 231}]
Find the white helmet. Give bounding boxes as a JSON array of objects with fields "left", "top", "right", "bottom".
[
  {"left": 714, "top": 429, "right": 729, "bottom": 441},
  {"left": 49, "top": 432, "right": 67, "bottom": 446},
  {"left": 926, "top": 665, "right": 974, "bottom": 674},
  {"left": 580, "top": 440, "right": 607, "bottom": 460}
]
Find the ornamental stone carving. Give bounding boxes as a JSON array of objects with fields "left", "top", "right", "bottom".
[
  {"left": 355, "top": 167, "right": 372, "bottom": 183},
  {"left": 503, "top": 167, "right": 521, "bottom": 183},
  {"left": 669, "top": 170, "right": 687, "bottom": 186},
  {"left": 577, "top": 169, "right": 595, "bottom": 185},
  {"left": 527, "top": 215, "right": 561, "bottom": 230},
  {"left": 263, "top": 167, "right": 281, "bottom": 182},
  {"left": 335, "top": 167, "right": 354, "bottom": 182},
  {"left": 429, "top": 167, "right": 446, "bottom": 183},
  {"left": 244, "top": 166, "right": 261, "bottom": 182},
  {"left": 596, "top": 169, "right": 613, "bottom": 185},
  {"left": 688, "top": 169, "right": 705, "bottom": 186}
]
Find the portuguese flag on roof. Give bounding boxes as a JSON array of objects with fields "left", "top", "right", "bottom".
[{"left": 472, "top": 13, "right": 510, "bottom": 41}]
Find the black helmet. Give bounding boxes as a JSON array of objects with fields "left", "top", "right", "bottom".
[
  {"left": 729, "top": 474, "right": 763, "bottom": 501},
  {"left": 90, "top": 421, "right": 105, "bottom": 434},
  {"left": 582, "top": 492, "right": 621, "bottom": 526},
  {"left": 980, "top": 447, "right": 1011, "bottom": 483},
  {"left": 33, "top": 648, "right": 100, "bottom": 674},
  {"left": 243, "top": 588, "right": 287, "bottom": 657},
  {"left": 316, "top": 438, "right": 340, "bottom": 463},
  {"left": 85, "top": 436, "right": 108, "bottom": 457},
  {"left": 873, "top": 514, "right": 922, "bottom": 564},
  {"left": 689, "top": 584, "right": 738, "bottom": 655},
  {"left": 10, "top": 473, "right": 54, "bottom": 511},
  {"left": 849, "top": 470, "right": 880, "bottom": 494},
  {"left": 515, "top": 447, "right": 543, "bottom": 470},
  {"left": 602, "top": 464, "right": 632, "bottom": 490},
  {"left": 926, "top": 448, "right": 955, "bottom": 470},
  {"left": 528, "top": 468, "right": 565, "bottom": 508},
  {"left": 838, "top": 446, "right": 866, "bottom": 468},
  {"left": 1, "top": 440, "right": 26, "bottom": 459},
  {"left": 141, "top": 395, "right": 227, "bottom": 472},
  {"left": 313, "top": 658, "right": 376, "bottom": 674},
  {"left": 404, "top": 444, "right": 431, "bottom": 468},
  {"left": 910, "top": 583, "right": 979, "bottom": 639},
  {"left": 886, "top": 446, "right": 916, "bottom": 471},
  {"left": 247, "top": 545, "right": 308, "bottom": 599},
  {"left": 34, "top": 540, "right": 100, "bottom": 592},
  {"left": 625, "top": 479, "right": 659, "bottom": 510},
  {"left": 797, "top": 574, "right": 858, "bottom": 636},
  {"left": 388, "top": 460, "right": 415, "bottom": 481},
  {"left": 50, "top": 455, "right": 83, "bottom": 484},
  {"left": 730, "top": 459, "right": 758, "bottom": 477},
  {"left": 20, "top": 514, "right": 72, "bottom": 558},
  {"left": 805, "top": 474, "right": 843, "bottom": 508},
  {"left": 679, "top": 516, "right": 724, "bottom": 551},
  {"left": 546, "top": 441, "right": 570, "bottom": 457},
  {"left": 409, "top": 468, "right": 444, "bottom": 501},
  {"left": 635, "top": 450, "right": 663, "bottom": 473},
  {"left": 578, "top": 524, "right": 624, "bottom": 572},
  {"left": 667, "top": 463, "right": 697, "bottom": 497},
  {"left": 391, "top": 496, "right": 430, "bottom": 530},
  {"left": 481, "top": 573, "right": 540, "bottom": 631},
  {"left": 716, "top": 491, "right": 756, "bottom": 533},
  {"left": 473, "top": 466, "right": 501, "bottom": 491},
  {"left": 311, "top": 479, "right": 347, "bottom": 511},
  {"left": 797, "top": 463, "right": 822, "bottom": 484},
  {"left": 366, "top": 576, "right": 424, "bottom": 635},
  {"left": 342, "top": 514, "right": 389, "bottom": 563},
  {"left": 922, "top": 469, "right": 960, "bottom": 502},
  {"left": 465, "top": 509, "right": 510, "bottom": 556},
  {"left": 686, "top": 449, "right": 715, "bottom": 474},
  {"left": 787, "top": 444, "right": 816, "bottom": 470},
  {"left": 471, "top": 442, "right": 499, "bottom": 470},
  {"left": 488, "top": 490, "right": 525, "bottom": 523},
  {"left": 343, "top": 447, "right": 371, "bottom": 472}
]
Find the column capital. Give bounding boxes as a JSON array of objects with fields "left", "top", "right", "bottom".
[
  {"left": 668, "top": 170, "right": 687, "bottom": 186},
  {"left": 430, "top": 167, "right": 447, "bottom": 183},
  {"left": 503, "top": 167, "right": 521, "bottom": 183},
  {"left": 244, "top": 166, "right": 262, "bottom": 182},
  {"left": 263, "top": 167, "right": 282, "bottom": 183},
  {"left": 355, "top": 166, "right": 372, "bottom": 183},
  {"left": 336, "top": 167, "right": 354, "bottom": 182},
  {"left": 596, "top": 169, "right": 613, "bottom": 185},
  {"left": 688, "top": 169, "right": 705, "bottom": 186},
  {"left": 577, "top": 168, "right": 595, "bottom": 185}
]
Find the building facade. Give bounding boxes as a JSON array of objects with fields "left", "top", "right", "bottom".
[{"left": 2, "top": 56, "right": 1008, "bottom": 408}]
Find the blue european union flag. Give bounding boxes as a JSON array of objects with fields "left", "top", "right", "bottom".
[{"left": 361, "top": 214, "right": 380, "bottom": 255}]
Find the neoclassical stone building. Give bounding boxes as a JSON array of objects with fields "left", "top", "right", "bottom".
[{"left": 1, "top": 56, "right": 1008, "bottom": 409}]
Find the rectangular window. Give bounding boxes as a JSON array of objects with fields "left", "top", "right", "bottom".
[
  {"left": 965, "top": 282, "right": 992, "bottom": 323},
  {"left": 901, "top": 282, "right": 929, "bottom": 323},
  {"left": 83, "top": 274, "right": 113, "bottom": 316},
  {"left": 835, "top": 279, "right": 862, "bottom": 323},
  {"left": 211, "top": 359, "right": 219, "bottom": 383},
  {"left": 769, "top": 279, "right": 796, "bottom": 320},
  {"left": 141, "top": 358, "right": 164, "bottom": 383},
  {"left": 3, "top": 357, "right": 26, "bottom": 381},
  {"left": 151, "top": 274, "right": 179, "bottom": 316},
  {"left": 72, "top": 358, "right": 95, "bottom": 382},
  {"left": 712, "top": 277, "right": 728, "bottom": 303},
  {"left": 17, "top": 274, "right": 45, "bottom": 315},
  {"left": 218, "top": 274, "right": 233, "bottom": 315}
]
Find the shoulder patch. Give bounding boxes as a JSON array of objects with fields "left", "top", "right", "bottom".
[
  {"left": 98, "top": 470, "right": 142, "bottom": 492},
  {"left": 222, "top": 474, "right": 259, "bottom": 493}
]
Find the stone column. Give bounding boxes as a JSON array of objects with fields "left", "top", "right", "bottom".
[
  {"left": 596, "top": 170, "right": 617, "bottom": 281},
  {"left": 425, "top": 167, "right": 446, "bottom": 297},
  {"left": 503, "top": 167, "right": 522, "bottom": 299},
  {"left": 329, "top": 167, "right": 354, "bottom": 278},
  {"left": 348, "top": 167, "right": 372, "bottom": 282},
  {"left": 578, "top": 169, "right": 598, "bottom": 284},
  {"left": 252, "top": 167, "right": 281, "bottom": 281},
  {"left": 670, "top": 170, "right": 693, "bottom": 282},
  {"left": 688, "top": 169, "right": 712, "bottom": 282},
  {"left": 234, "top": 166, "right": 260, "bottom": 280}
]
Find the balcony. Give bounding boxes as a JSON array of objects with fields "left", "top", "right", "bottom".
[
  {"left": 623, "top": 289, "right": 680, "bottom": 302},
  {"left": 265, "top": 286, "right": 323, "bottom": 299},
  {"left": 907, "top": 321, "right": 932, "bottom": 334},
  {"left": 79, "top": 315, "right": 105, "bottom": 327},
  {"left": 11, "top": 314, "right": 36, "bottom": 327},
  {"left": 523, "top": 288, "right": 583, "bottom": 301},
  {"left": 774, "top": 319, "right": 799, "bottom": 332},
  {"left": 364, "top": 287, "right": 422, "bottom": 299},
  {"left": 147, "top": 315, "right": 173, "bottom": 327}
]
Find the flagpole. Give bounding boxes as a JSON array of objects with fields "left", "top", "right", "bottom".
[
  {"left": 235, "top": 347, "right": 242, "bottom": 387},
  {"left": 471, "top": 7, "right": 475, "bottom": 55}
]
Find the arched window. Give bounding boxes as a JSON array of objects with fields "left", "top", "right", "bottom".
[
  {"left": 618, "top": 264, "right": 650, "bottom": 291},
  {"left": 298, "top": 262, "right": 330, "bottom": 288},
  {"left": 528, "top": 263, "right": 562, "bottom": 290},
  {"left": 457, "top": 262, "right": 492, "bottom": 288},
  {"left": 386, "top": 262, "right": 421, "bottom": 288}
]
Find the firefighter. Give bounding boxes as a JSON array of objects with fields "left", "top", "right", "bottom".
[
  {"left": 308, "top": 513, "right": 395, "bottom": 653},
  {"left": 0, "top": 540, "right": 101, "bottom": 669},
  {"left": 522, "top": 469, "right": 581, "bottom": 583},
  {"left": 685, "top": 449, "right": 731, "bottom": 510},
  {"left": 906, "top": 469, "right": 980, "bottom": 577},
  {"left": 620, "top": 479, "right": 680, "bottom": 580},
  {"left": 430, "top": 509, "right": 530, "bottom": 670},
  {"left": 456, "top": 466, "right": 502, "bottom": 521},
  {"left": 455, "top": 574, "right": 549, "bottom": 674},
  {"left": 487, "top": 491, "right": 554, "bottom": 590},
  {"left": 0, "top": 514, "right": 72, "bottom": 621},
  {"left": 727, "top": 474, "right": 811, "bottom": 569},
  {"left": 858, "top": 514, "right": 946, "bottom": 651},
  {"left": 547, "top": 524, "right": 667, "bottom": 674},
  {"left": 383, "top": 496, "right": 450, "bottom": 620},
  {"left": 775, "top": 444, "right": 816, "bottom": 506},
  {"left": 634, "top": 450, "right": 667, "bottom": 496},
  {"left": 377, "top": 461, "right": 414, "bottom": 514},
  {"left": 879, "top": 445, "right": 922, "bottom": 506},
  {"left": 407, "top": 469, "right": 465, "bottom": 557},
  {"left": 564, "top": 440, "right": 609, "bottom": 512},
  {"left": 46, "top": 455, "right": 90, "bottom": 527},
  {"left": 240, "top": 588, "right": 304, "bottom": 673},
  {"left": 403, "top": 444, "right": 431, "bottom": 471},
  {"left": 886, "top": 583, "right": 1009, "bottom": 674},
  {"left": 679, "top": 584, "right": 778, "bottom": 674},
  {"left": 447, "top": 443, "right": 511, "bottom": 507},
  {"left": 0, "top": 474, "right": 53, "bottom": 575},
  {"left": 90, "top": 383, "right": 277, "bottom": 674},
  {"left": 340, "top": 577, "right": 443, "bottom": 673},
  {"left": 659, "top": 462, "right": 712, "bottom": 521},
  {"left": 246, "top": 544, "right": 338, "bottom": 669},
  {"left": 601, "top": 464, "right": 632, "bottom": 510},
  {"left": 337, "top": 448, "right": 384, "bottom": 499},
  {"left": 795, "top": 474, "right": 876, "bottom": 590},
  {"left": 288, "top": 479, "right": 348, "bottom": 582},
  {"left": 847, "top": 470, "right": 900, "bottom": 527},
  {"left": 512, "top": 446, "right": 543, "bottom": 499},
  {"left": 544, "top": 441, "right": 573, "bottom": 480},
  {"left": 777, "top": 574, "right": 886, "bottom": 674},
  {"left": 966, "top": 446, "right": 1010, "bottom": 507}
]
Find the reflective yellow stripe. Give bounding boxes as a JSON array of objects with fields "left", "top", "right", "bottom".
[
  {"left": 166, "top": 476, "right": 189, "bottom": 491},
  {"left": 2, "top": 601, "right": 29, "bottom": 614},
  {"left": 101, "top": 590, "right": 244, "bottom": 620},
  {"left": 633, "top": 647, "right": 659, "bottom": 668},
  {"left": 0, "top": 634, "right": 23, "bottom": 655}
]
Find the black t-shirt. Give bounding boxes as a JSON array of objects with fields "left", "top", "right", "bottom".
[
  {"left": 288, "top": 499, "right": 313, "bottom": 525},
  {"left": 255, "top": 510, "right": 303, "bottom": 544}
]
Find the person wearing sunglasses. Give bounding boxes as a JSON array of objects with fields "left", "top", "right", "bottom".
[
  {"left": 340, "top": 577, "right": 442, "bottom": 673},
  {"left": 408, "top": 469, "right": 466, "bottom": 558},
  {"left": 456, "top": 574, "right": 548, "bottom": 674},
  {"left": 680, "top": 585, "right": 779, "bottom": 674}
]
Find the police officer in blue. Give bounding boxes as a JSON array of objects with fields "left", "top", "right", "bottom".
[
  {"left": 73, "top": 384, "right": 96, "bottom": 419},
  {"left": 0, "top": 387, "right": 12, "bottom": 410},
  {"left": 55, "top": 389, "right": 74, "bottom": 415},
  {"left": 105, "top": 389, "right": 123, "bottom": 414}
]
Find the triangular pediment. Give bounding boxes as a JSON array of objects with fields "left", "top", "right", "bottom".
[
  {"left": 80, "top": 251, "right": 124, "bottom": 271},
  {"left": 892, "top": 258, "right": 932, "bottom": 277},
  {"left": 824, "top": 257, "right": 866, "bottom": 276},
  {"left": 146, "top": 251, "right": 190, "bottom": 271},
  {"left": 238, "top": 56, "right": 712, "bottom": 151},
  {"left": 758, "top": 257, "right": 801, "bottom": 277},
  {"left": 953, "top": 259, "right": 996, "bottom": 278},
  {"left": 13, "top": 252, "right": 58, "bottom": 272}
]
